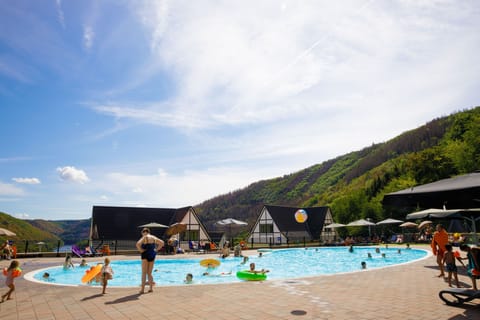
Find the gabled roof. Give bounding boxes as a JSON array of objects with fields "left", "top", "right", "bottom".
[
  {"left": 91, "top": 205, "right": 194, "bottom": 240},
  {"left": 264, "top": 205, "right": 330, "bottom": 239}
]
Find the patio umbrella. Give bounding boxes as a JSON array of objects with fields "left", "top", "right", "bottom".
[
  {"left": 36, "top": 241, "right": 45, "bottom": 252},
  {"left": 216, "top": 218, "right": 248, "bottom": 227},
  {"left": 346, "top": 219, "right": 376, "bottom": 226},
  {"left": 376, "top": 218, "right": 404, "bottom": 225},
  {"left": 399, "top": 222, "right": 418, "bottom": 228},
  {"left": 166, "top": 223, "right": 187, "bottom": 236},
  {"left": 0, "top": 227, "right": 16, "bottom": 236},
  {"left": 216, "top": 218, "right": 248, "bottom": 246},
  {"left": 138, "top": 222, "right": 168, "bottom": 228},
  {"left": 406, "top": 208, "right": 459, "bottom": 220},
  {"left": 418, "top": 220, "right": 433, "bottom": 229},
  {"left": 324, "top": 223, "right": 346, "bottom": 229}
]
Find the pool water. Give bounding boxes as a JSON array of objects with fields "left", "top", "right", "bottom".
[{"left": 26, "top": 247, "right": 429, "bottom": 287}]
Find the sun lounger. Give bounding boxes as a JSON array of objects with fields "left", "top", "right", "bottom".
[
  {"left": 189, "top": 241, "right": 204, "bottom": 254},
  {"left": 439, "top": 288, "right": 480, "bottom": 306},
  {"left": 71, "top": 245, "right": 88, "bottom": 258}
]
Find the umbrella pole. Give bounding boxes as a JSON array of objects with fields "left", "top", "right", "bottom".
[{"left": 472, "top": 215, "right": 479, "bottom": 245}]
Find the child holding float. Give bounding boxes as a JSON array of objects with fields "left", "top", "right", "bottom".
[
  {"left": 2, "top": 260, "right": 21, "bottom": 302},
  {"left": 100, "top": 257, "right": 114, "bottom": 294}
]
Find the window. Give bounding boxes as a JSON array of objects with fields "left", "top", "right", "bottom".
[
  {"left": 185, "top": 230, "right": 199, "bottom": 241},
  {"left": 259, "top": 224, "right": 273, "bottom": 233}
]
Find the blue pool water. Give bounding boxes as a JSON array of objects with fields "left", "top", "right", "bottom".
[{"left": 25, "top": 246, "right": 429, "bottom": 287}]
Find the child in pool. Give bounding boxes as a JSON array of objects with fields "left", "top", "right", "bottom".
[
  {"left": 184, "top": 273, "right": 193, "bottom": 284},
  {"left": 63, "top": 255, "right": 74, "bottom": 269},
  {"left": 248, "top": 262, "right": 269, "bottom": 274}
]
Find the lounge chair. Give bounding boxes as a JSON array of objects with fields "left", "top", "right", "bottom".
[
  {"left": 71, "top": 245, "right": 87, "bottom": 258},
  {"left": 189, "top": 241, "right": 204, "bottom": 254},
  {"left": 209, "top": 242, "right": 219, "bottom": 252},
  {"left": 85, "top": 246, "right": 102, "bottom": 257},
  {"left": 439, "top": 288, "right": 480, "bottom": 306}
]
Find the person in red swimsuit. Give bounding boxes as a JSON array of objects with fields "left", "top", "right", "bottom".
[{"left": 431, "top": 224, "right": 448, "bottom": 277}]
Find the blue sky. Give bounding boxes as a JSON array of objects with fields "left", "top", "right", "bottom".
[{"left": 1, "top": 1, "right": 479, "bottom": 220}]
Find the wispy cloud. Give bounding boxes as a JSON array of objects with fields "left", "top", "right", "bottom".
[
  {"left": 0, "top": 157, "right": 32, "bottom": 163},
  {"left": 92, "top": 0, "right": 480, "bottom": 138},
  {"left": 55, "top": 0, "right": 65, "bottom": 28},
  {"left": 92, "top": 165, "right": 280, "bottom": 208},
  {"left": 0, "top": 181, "right": 24, "bottom": 196},
  {"left": 83, "top": 25, "right": 94, "bottom": 50},
  {"left": 12, "top": 177, "right": 41, "bottom": 185}
]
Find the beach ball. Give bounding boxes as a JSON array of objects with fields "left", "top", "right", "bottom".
[
  {"left": 295, "top": 209, "right": 308, "bottom": 223},
  {"left": 454, "top": 233, "right": 460, "bottom": 239}
]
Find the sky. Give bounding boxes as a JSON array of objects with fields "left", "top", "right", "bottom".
[{"left": 1, "top": 0, "right": 479, "bottom": 221}]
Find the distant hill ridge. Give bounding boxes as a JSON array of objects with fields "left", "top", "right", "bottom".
[
  {"left": 1, "top": 106, "right": 479, "bottom": 243},
  {"left": 195, "top": 106, "right": 480, "bottom": 228}
]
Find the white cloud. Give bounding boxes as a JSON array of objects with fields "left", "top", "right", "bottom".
[
  {"left": 55, "top": 0, "right": 65, "bottom": 28},
  {"left": 12, "top": 177, "right": 41, "bottom": 185},
  {"left": 92, "top": 0, "right": 480, "bottom": 138},
  {"left": 83, "top": 25, "right": 94, "bottom": 50},
  {"left": 15, "top": 213, "right": 30, "bottom": 219},
  {"left": 57, "top": 166, "right": 90, "bottom": 184},
  {"left": 91, "top": 166, "right": 278, "bottom": 208}
]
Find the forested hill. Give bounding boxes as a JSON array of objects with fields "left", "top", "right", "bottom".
[{"left": 195, "top": 106, "right": 480, "bottom": 229}]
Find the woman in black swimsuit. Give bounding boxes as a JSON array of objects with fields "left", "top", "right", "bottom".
[{"left": 136, "top": 228, "right": 164, "bottom": 294}]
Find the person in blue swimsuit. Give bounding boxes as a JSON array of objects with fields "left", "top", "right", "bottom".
[{"left": 136, "top": 228, "right": 164, "bottom": 294}]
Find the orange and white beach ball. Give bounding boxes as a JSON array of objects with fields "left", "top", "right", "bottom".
[{"left": 295, "top": 209, "right": 308, "bottom": 223}]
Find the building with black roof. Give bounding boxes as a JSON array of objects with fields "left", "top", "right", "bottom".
[
  {"left": 90, "top": 205, "right": 211, "bottom": 250},
  {"left": 247, "top": 205, "right": 335, "bottom": 245}
]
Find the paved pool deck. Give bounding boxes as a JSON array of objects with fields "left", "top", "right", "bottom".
[{"left": 0, "top": 245, "right": 479, "bottom": 320}]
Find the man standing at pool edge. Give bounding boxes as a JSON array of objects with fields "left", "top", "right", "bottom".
[{"left": 431, "top": 224, "right": 448, "bottom": 277}]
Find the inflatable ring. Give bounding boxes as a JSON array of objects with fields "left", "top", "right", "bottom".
[
  {"left": 200, "top": 258, "right": 221, "bottom": 268},
  {"left": 239, "top": 241, "right": 246, "bottom": 248},
  {"left": 236, "top": 270, "right": 267, "bottom": 281}
]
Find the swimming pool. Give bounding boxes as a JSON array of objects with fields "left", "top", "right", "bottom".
[{"left": 25, "top": 246, "right": 430, "bottom": 287}]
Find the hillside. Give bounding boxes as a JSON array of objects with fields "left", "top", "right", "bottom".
[
  {"left": 27, "top": 219, "right": 91, "bottom": 244},
  {"left": 2, "top": 106, "right": 479, "bottom": 243},
  {"left": 0, "top": 212, "right": 91, "bottom": 251},
  {"left": 196, "top": 106, "right": 480, "bottom": 230},
  {"left": 0, "top": 212, "right": 61, "bottom": 251}
]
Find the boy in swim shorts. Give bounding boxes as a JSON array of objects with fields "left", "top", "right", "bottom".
[{"left": 443, "top": 244, "right": 460, "bottom": 287}]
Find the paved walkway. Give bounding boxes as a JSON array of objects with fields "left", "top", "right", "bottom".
[{"left": 1, "top": 246, "right": 479, "bottom": 320}]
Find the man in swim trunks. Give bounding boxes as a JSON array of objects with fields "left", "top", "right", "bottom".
[{"left": 431, "top": 224, "right": 448, "bottom": 277}]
